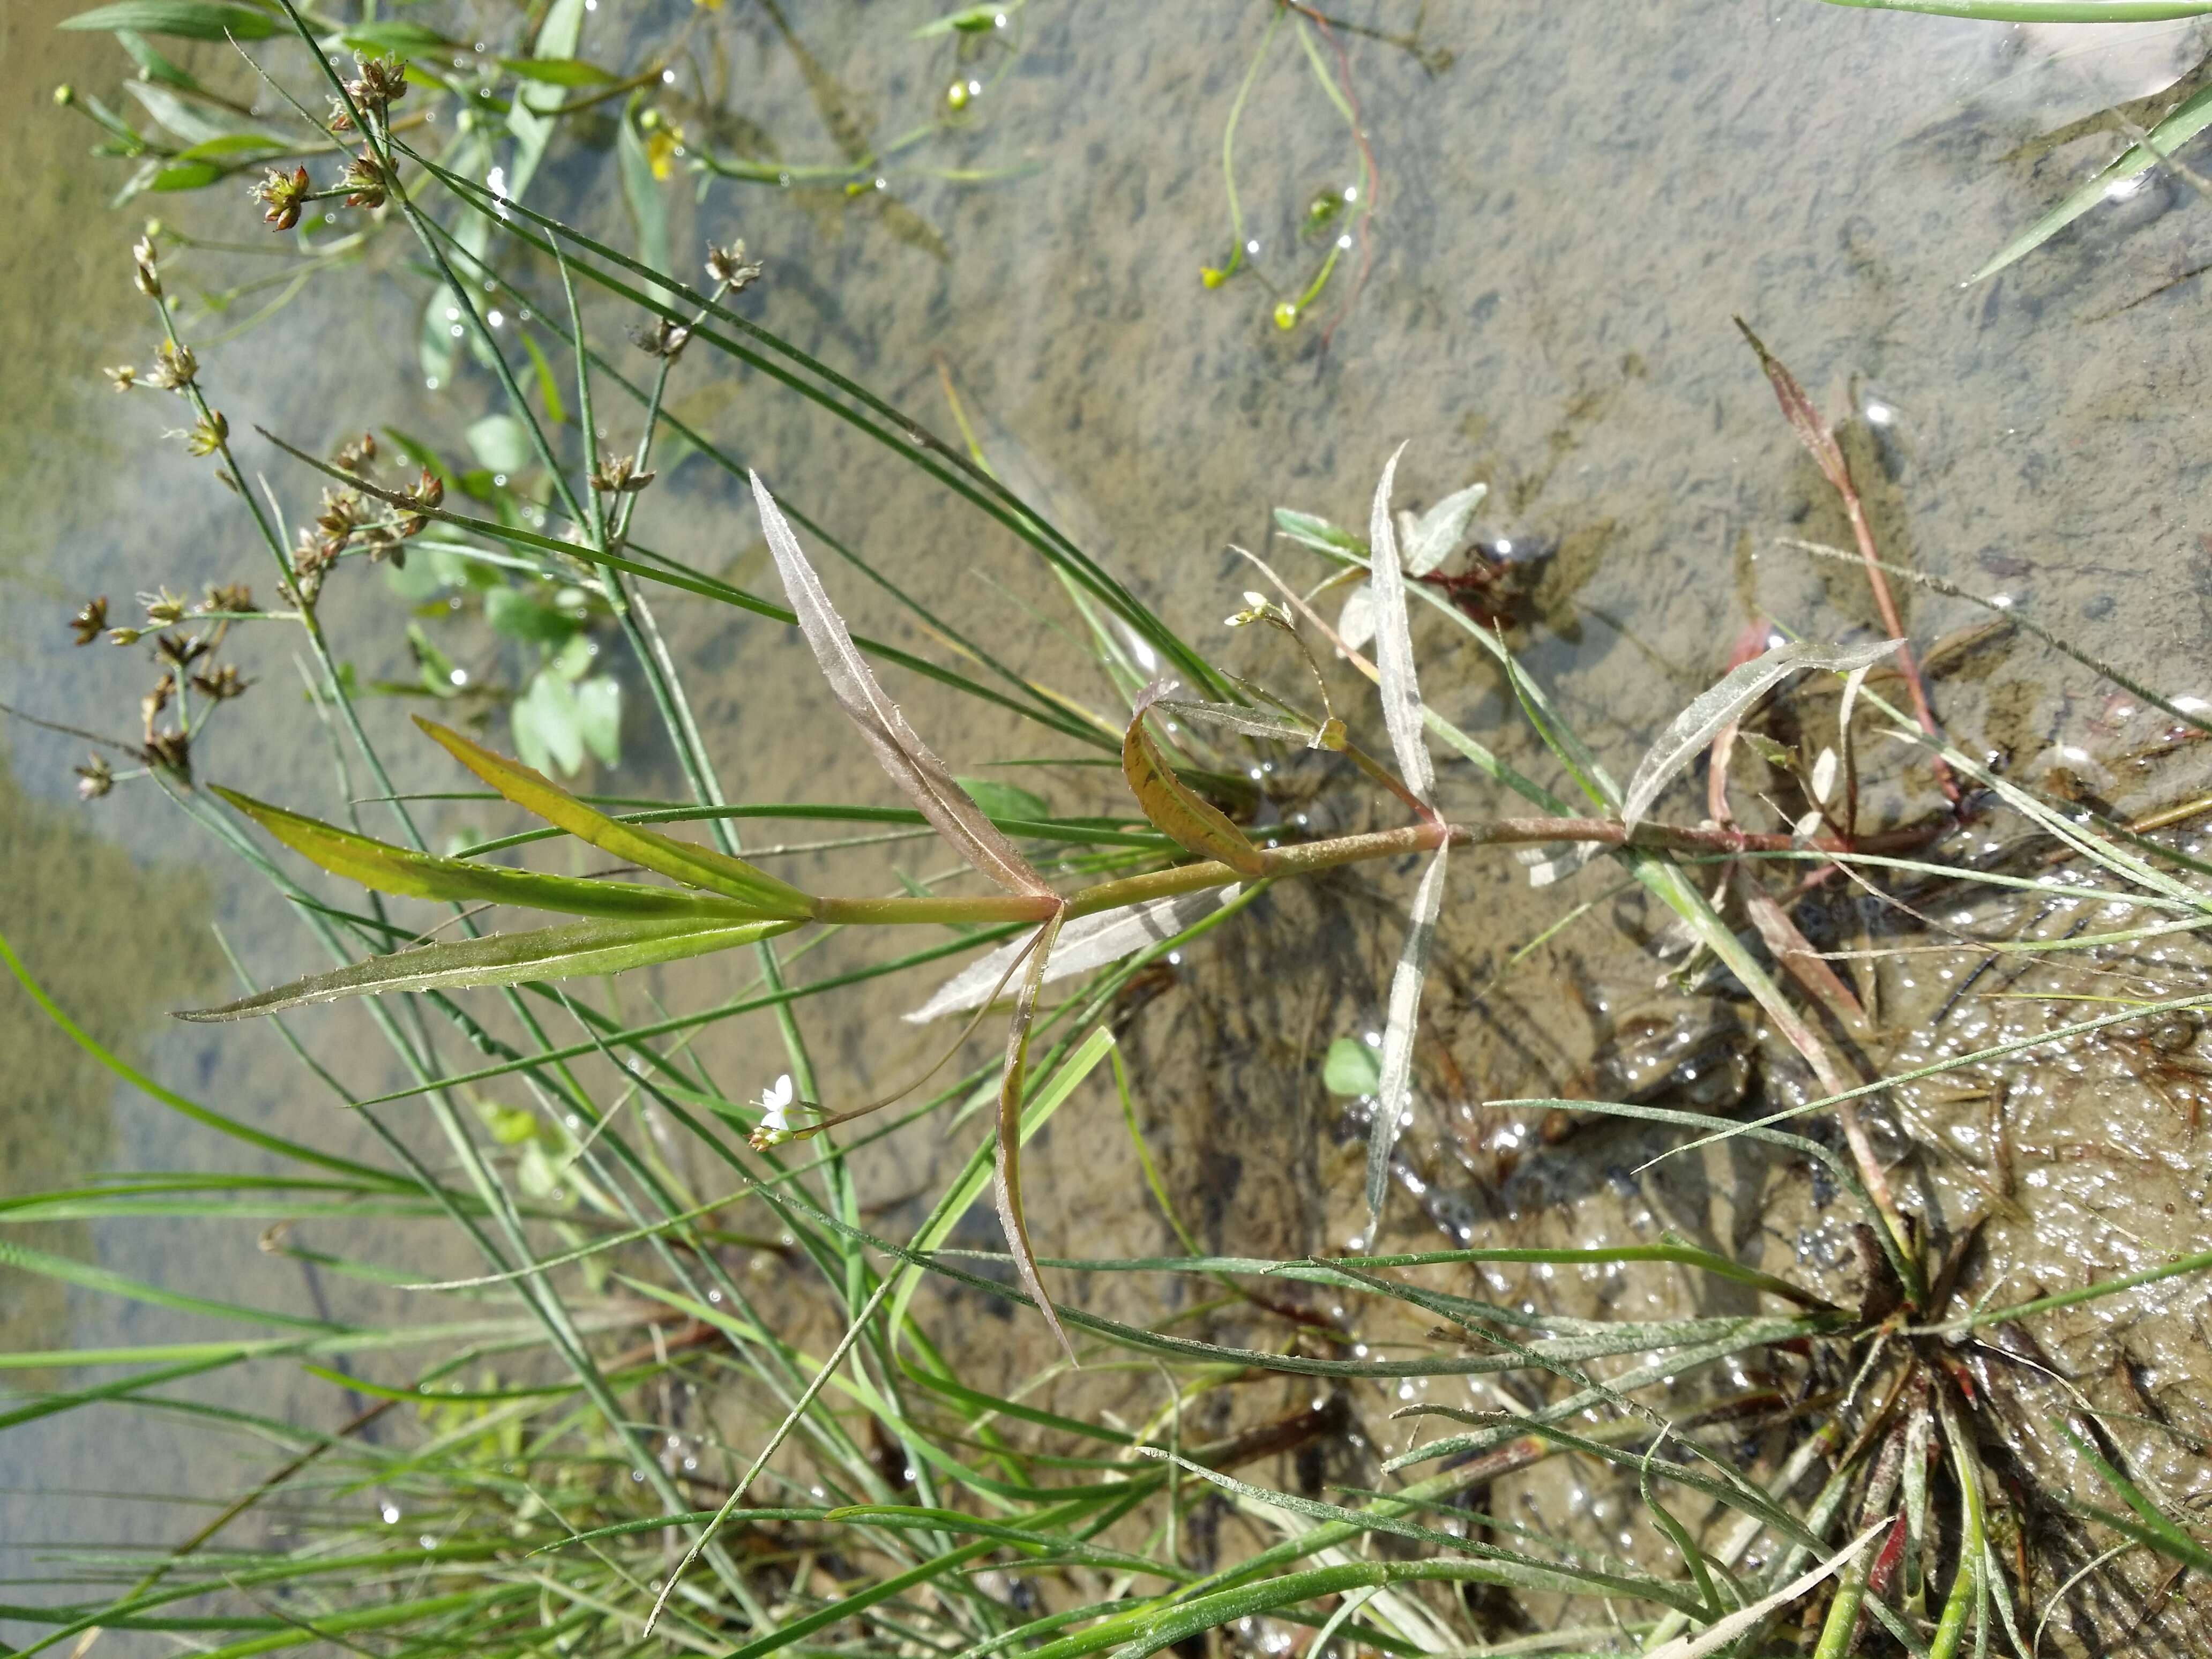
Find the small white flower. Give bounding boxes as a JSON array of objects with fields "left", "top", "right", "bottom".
[{"left": 758, "top": 1073, "right": 793, "bottom": 1135}]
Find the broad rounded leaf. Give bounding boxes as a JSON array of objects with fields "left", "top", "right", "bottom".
[{"left": 1323, "top": 1036, "right": 1382, "bottom": 1097}]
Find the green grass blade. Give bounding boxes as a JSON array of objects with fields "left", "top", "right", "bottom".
[
  {"left": 1972, "top": 80, "right": 2212, "bottom": 281},
  {"left": 0, "top": 925, "right": 399, "bottom": 1183}
]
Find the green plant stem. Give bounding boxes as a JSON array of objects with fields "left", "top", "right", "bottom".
[{"left": 811, "top": 811, "right": 1917, "bottom": 929}]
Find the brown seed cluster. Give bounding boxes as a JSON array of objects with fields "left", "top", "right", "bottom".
[
  {"left": 253, "top": 165, "right": 311, "bottom": 231},
  {"left": 64, "top": 582, "right": 259, "bottom": 793},
  {"left": 631, "top": 317, "right": 691, "bottom": 358},
  {"left": 705, "top": 238, "right": 763, "bottom": 292},
  {"left": 283, "top": 441, "right": 439, "bottom": 602},
  {"left": 346, "top": 53, "right": 408, "bottom": 122},
  {"left": 589, "top": 452, "right": 655, "bottom": 495},
  {"left": 340, "top": 152, "right": 390, "bottom": 211}
]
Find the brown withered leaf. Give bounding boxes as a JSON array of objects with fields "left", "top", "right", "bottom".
[
  {"left": 1120, "top": 679, "right": 1273, "bottom": 877},
  {"left": 749, "top": 472, "right": 1051, "bottom": 897}
]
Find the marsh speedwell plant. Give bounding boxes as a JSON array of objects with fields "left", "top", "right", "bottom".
[{"left": 17, "top": 6, "right": 2212, "bottom": 1659}]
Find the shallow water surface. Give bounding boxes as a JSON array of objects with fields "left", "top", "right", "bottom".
[{"left": 6, "top": 0, "right": 2212, "bottom": 1642}]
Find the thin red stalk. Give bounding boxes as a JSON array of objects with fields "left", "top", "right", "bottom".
[{"left": 1733, "top": 319, "right": 1956, "bottom": 805}]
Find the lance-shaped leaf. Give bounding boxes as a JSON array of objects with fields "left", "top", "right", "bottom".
[
  {"left": 1122, "top": 679, "right": 1273, "bottom": 876},
  {"left": 995, "top": 907, "right": 1073, "bottom": 1361},
  {"left": 212, "top": 786, "right": 764, "bottom": 922},
  {"left": 905, "top": 888, "right": 1237, "bottom": 1023},
  {"left": 1365, "top": 844, "right": 1448, "bottom": 1235},
  {"left": 1366, "top": 445, "right": 1436, "bottom": 806},
  {"left": 414, "top": 719, "right": 814, "bottom": 920},
  {"left": 1619, "top": 639, "right": 1900, "bottom": 835},
  {"left": 749, "top": 472, "right": 1052, "bottom": 898},
  {"left": 176, "top": 916, "right": 799, "bottom": 1022},
  {"left": 1734, "top": 319, "right": 1850, "bottom": 497},
  {"left": 1272, "top": 507, "right": 1361, "bottom": 558},
  {"left": 1401, "top": 480, "right": 1486, "bottom": 577},
  {"left": 1159, "top": 697, "right": 1333, "bottom": 749}
]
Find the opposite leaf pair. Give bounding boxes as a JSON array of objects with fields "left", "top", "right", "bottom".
[{"left": 182, "top": 460, "right": 1459, "bottom": 1359}]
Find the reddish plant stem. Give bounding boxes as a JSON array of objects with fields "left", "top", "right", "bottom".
[
  {"left": 814, "top": 813, "right": 1942, "bottom": 926},
  {"left": 1734, "top": 318, "right": 1956, "bottom": 806}
]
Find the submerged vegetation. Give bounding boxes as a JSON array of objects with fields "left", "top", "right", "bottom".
[{"left": 12, "top": 4, "right": 2212, "bottom": 1659}]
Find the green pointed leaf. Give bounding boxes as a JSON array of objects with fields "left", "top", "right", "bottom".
[
  {"left": 173, "top": 132, "right": 288, "bottom": 161},
  {"left": 1971, "top": 78, "right": 2212, "bottom": 281},
  {"left": 499, "top": 55, "right": 617, "bottom": 87},
  {"left": 1120, "top": 679, "right": 1273, "bottom": 877},
  {"left": 913, "top": 1, "right": 1019, "bottom": 36},
  {"left": 339, "top": 20, "right": 453, "bottom": 57},
  {"left": 416, "top": 718, "right": 816, "bottom": 920},
  {"left": 58, "top": 0, "right": 279, "bottom": 41},
  {"left": 1272, "top": 506, "right": 1362, "bottom": 558},
  {"left": 176, "top": 916, "right": 799, "bottom": 1022},
  {"left": 148, "top": 160, "right": 225, "bottom": 192},
  {"left": 616, "top": 93, "right": 671, "bottom": 289},
  {"left": 115, "top": 27, "right": 204, "bottom": 92},
  {"left": 212, "top": 786, "right": 763, "bottom": 922}
]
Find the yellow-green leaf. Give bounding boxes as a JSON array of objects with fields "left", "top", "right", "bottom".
[
  {"left": 214, "top": 787, "right": 763, "bottom": 923},
  {"left": 176, "top": 916, "right": 798, "bottom": 1022},
  {"left": 1119, "top": 681, "right": 1273, "bottom": 877},
  {"left": 414, "top": 719, "right": 816, "bottom": 920}
]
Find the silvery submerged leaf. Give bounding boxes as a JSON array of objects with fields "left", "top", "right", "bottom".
[
  {"left": 1619, "top": 639, "right": 1900, "bottom": 835},
  {"left": 906, "top": 888, "right": 1237, "bottom": 1023},
  {"left": 1366, "top": 445, "right": 1436, "bottom": 806},
  {"left": 1365, "top": 844, "right": 1448, "bottom": 1234},
  {"left": 1337, "top": 584, "right": 1378, "bottom": 653},
  {"left": 1402, "top": 481, "right": 1486, "bottom": 577}
]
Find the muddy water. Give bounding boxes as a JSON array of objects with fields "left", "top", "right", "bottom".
[{"left": 8, "top": 0, "right": 2212, "bottom": 1645}]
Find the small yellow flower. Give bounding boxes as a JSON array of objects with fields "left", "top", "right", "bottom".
[
  {"left": 646, "top": 126, "right": 680, "bottom": 182},
  {"left": 1272, "top": 300, "right": 1299, "bottom": 331}
]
